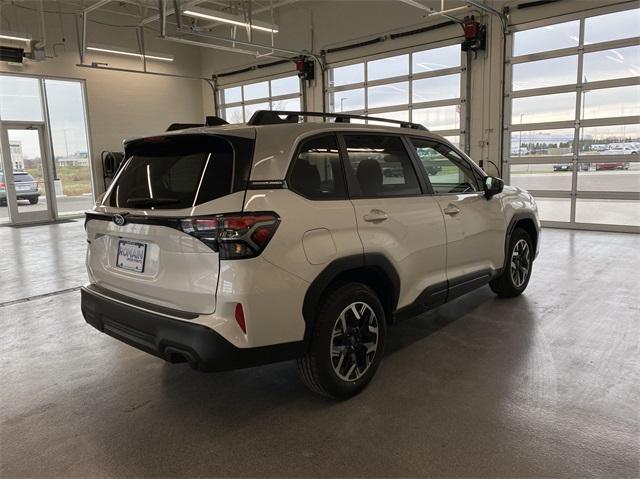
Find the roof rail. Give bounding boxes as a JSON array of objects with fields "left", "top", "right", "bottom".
[{"left": 247, "top": 110, "right": 428, "bottom": 131}]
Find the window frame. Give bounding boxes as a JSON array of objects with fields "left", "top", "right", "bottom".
[
  {"left": 285, "top": 132, "right": 348, "bottom": 201},
  {"left": 337, "top": 132, "right": 429, "bottom": 199}
]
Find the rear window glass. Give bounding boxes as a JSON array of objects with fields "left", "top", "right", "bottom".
[{"left": 106, "top": 135, "right": 253, "bottom": 209}]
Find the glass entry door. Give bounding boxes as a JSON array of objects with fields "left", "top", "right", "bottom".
[{"left": 0, "top": 125, "right": 54, "bottom": 224}]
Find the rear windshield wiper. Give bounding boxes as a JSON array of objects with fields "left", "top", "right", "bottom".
[{"left": 126, "top": 197, "right": 180, "bottom": 207}]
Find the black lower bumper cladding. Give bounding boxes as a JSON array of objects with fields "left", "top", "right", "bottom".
[{"left": 81, "top": 286, "right": 305, "bottom": 372}]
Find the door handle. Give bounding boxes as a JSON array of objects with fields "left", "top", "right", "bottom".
[
  {"left": 363, "top": 209, "right": 389, "bottom": 222},
  {"left": 443, "top": 204, "right": 461, "bottom": 216}
]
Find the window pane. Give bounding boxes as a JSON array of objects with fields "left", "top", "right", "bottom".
[
  {"left": 413, "top": 105, "right": 460, "bottom": 130},
  {"left": 511, "top": 92, "right": 576, "bottom": 124},
  {"left": 330, "top": 63, "right": 364, "bottom": 87},
  {"left": 289, "top": 135, "right": 345, "bottom": 200},
  {"left": 581, "top": 85, "right": 640, "bottom": 120},
  {"left": 579, "top": 124, "right": 640, "bottom": 155},
  {"left": 443, "top": 135, "right": 461, "bottom": 148},
  {"left": 584, "top": 8, "right": 640, "bottom": 45},
  {"left": 535, "top": 197, "right": 571, "bottom": 222},
  {"left": 512, "top": 56, "right": 578, "bottom": 90},
  {"left": 412, "top": 44, "right": 460, "bottom": 73},
  {"left": 331, "top": 89, "right": 364, "bottom": 112},
  {"left": 583, "top": 46, "right": 640, "bottom": 83},
  {"left": 0, "top": 75, "right": 43, "bottom": 121},
  {"left": 222, "top": 86, "right": 241, "bottom": 104},
  {"left": 510, "top": 164, "right": 573, "bottom": 191},
  {"left": 224, "top": 106, "right": 243, "bottom": 123},
  {"left": 244, "top": 102, "right": 270, "bottom": 120},
  {"left": 411, "top": 139, "right": 480, "bottom": 194},
  {"left": 575, "top": 199, "right": 640, "bottom": 226},
  {"left": 271, "top": 76, "right": 299, "bottom": 96},
  {"left": 368, "top": 110, "right": 409, "bottom": 126},
  {"left": 368, "top": 54, "right": 409, "bottom": 81},
  {"left": 44, "top": 80, "right": 93, "bottom": 216},
  {"left": 412, "top": 74, "right": 460, "bottom": 103},
  {"left": 510, "top": 128, "right": 575, "bottom": 158},
  {"left": 344, "top": 135, "right": 421, "bottom": 197},
  {"left": 367, "top": 82, "right": 409, "bottom": 109},
  {"left": 271, "top": 97, "right": 300, "bottom": 111},
  {"left": 243, "top": 81, "right": 269, "bottom": 101},
  {"left": 578, "top": 162, "right": 640, "bottom": 193},
  {"left": 513, "top": 20, "right": 579, "bottom": 56}
]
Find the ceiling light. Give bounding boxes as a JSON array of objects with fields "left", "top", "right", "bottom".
[
  {"left": 183, "top": 7, "right": 279, "bottom": 33},
  {"left": 0, "top": 32, "right": 32, "bottom": 43},
  {"left": 87, "top": 45, "right": 174, "bottom": 62}
]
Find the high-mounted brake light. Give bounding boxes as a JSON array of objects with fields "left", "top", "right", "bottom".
[{"left": 179, "top": 212, "right": 280, "bottom": 259}]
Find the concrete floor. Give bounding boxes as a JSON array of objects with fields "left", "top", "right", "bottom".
[{"left": 1, "top": 222, "right": 638, "bottom": 478}]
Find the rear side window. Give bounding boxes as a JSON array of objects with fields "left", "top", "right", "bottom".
[
  {"left": 289, "top": 135, "right": 346, "bottom": 200},
  {"left": 106, "top": 135, "right": 253, "bottom": 209},
  {"left": 343, "top": 134, "right": 421, "bottom": 198}
]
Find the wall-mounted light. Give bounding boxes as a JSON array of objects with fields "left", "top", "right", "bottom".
[
  {"left": 87, "top": 44, "right": 174, "bottom": 62},
  {"left": 0, "top": 31, "right": 32, "bottom": 43},
  {"left": 183, "top": 7, "right": 279, "bottom": 33}
]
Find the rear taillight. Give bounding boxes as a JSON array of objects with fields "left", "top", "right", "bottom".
[
  {"left": 0, "top": 182, "right": 5, "bottom": 189},
  {"left": 179, "top": 212, "right": 280, "bottom": 259}
]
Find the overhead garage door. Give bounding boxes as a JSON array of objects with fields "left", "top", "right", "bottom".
[
  {"left": 326, "top": 40, "right": 466, "bottom": 149},
  {"left": 218, "top": 73, "right": 302, "bottom": 123},
  {"left": 504, "top": 5, "right": 640, "bottom": 232}
]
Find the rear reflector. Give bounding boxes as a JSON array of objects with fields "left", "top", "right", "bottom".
[
  {"left": 179, "top": 212, "right": 280, "bottom": 259},
  {"left": 235, "top": 303, "right": 246, "bottom": 334}
]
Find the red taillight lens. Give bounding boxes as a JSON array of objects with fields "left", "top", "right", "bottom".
[
  {"left": 235, "top": 303, "right": 247, "bottom": 334},
  {"left": 179, "top": 212, "right": 279, "bottom": 259},
  {"left": 0, "top": 182, "right": 5, "bottom": 189}
]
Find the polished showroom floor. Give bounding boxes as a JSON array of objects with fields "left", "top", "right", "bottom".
[{"left": 1, "top": 221, "right": 638, "bottom": 477}]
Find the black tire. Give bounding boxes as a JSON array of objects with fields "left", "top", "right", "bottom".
[
  {"left": 490, "top": 227, "right": 534, "bottom": 298},
  {"left": 29, "top": 197, "right": 39, "bottom": 205},
  {"left": 297, "top": 282, "right": 387, "bottom": 399}
]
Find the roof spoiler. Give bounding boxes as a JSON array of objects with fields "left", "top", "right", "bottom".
[{"left": 166, "top": 116, "right": 229, "bottom": 132}]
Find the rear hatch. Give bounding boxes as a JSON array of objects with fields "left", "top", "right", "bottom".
[{"left": 85, "top": 132, "right": 254, "bottom": 314}]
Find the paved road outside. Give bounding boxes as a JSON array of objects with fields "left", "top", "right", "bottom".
[{"left": 0, "top": 195, "right": 93, "bottom": 223}]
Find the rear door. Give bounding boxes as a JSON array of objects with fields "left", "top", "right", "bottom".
[
  {"left": 408, "top": 138, "right": 506, "bottom": 286},
  {"left": 340, "top": 133, "right": 447, "bottom": 309},
  {"left": 85, "top": 133, "right": 254, "bottom": 314}
]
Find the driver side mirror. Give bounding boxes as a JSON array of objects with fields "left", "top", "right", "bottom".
[{"left": 484, "top": 176, "right": 504, "bottom": 199}]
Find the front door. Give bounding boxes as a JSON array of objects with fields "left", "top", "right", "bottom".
[
  {"left": 408, "top": 138, "right": 506, "bottom": 287},
  {"left": 0, "top": 124, "right": 54, "bottom": 224},
  {"left": 340, "top": 133, "right": 448, "bottom": 310}
]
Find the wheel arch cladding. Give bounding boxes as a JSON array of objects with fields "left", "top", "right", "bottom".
[{"left": 302, "top": 254, "right": 400, "bottom": 341}]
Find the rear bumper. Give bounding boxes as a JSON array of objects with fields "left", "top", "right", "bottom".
[{"left": 81, "top": 285, "right": 305, "bottom": 372}]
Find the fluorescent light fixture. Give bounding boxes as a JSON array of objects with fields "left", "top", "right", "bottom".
[
  {"left": 0, "top": 31, "right": 32, "bottom": 42},
  {"left": 183, "top": 7, "right": 279, "bottom": 33},
  {"left": 87, "top": 45, "right": 174, "bottom": 62}
]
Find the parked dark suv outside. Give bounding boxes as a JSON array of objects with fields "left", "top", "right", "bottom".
[{"left": 0, "top": 172, "right": 40, "bottom": 206}]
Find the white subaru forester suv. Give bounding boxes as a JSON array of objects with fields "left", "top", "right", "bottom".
[{"left": 82, "top": 111, "right": 540, "bottom": 399}]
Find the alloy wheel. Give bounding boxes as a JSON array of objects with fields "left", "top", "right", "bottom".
[
  {"left": 510, "top": 238, "right": 531, "bottom": 288},
  {"left": 330, "top": 302, "right": 379, "bottom": 382}
]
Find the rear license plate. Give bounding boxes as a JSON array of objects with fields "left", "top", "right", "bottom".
[
  {"left": 16, "top": 184, "right": 30, "bottom": 191},
  {"left": 116, "top": 240, "right": 147, "bottom": 273}
]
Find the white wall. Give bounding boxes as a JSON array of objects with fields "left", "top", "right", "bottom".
[{"left": 0, "top": 4, "right": 206, "bottom": 191}]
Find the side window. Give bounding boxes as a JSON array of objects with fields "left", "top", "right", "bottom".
[
  {"left": 410, "top": 138, "right": 481, "bottom": 194},
  {"left": 289, "top": 135, "right": 346, "bottom": 200},
  {"left": 343, "top": 134, "right": 421, "bottom": 198}
]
